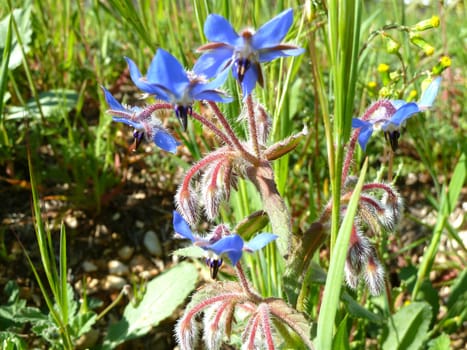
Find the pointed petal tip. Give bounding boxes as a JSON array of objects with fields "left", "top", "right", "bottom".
[
  {"left": 173, "top": 211, "right": 195, "bottom": 241},
  {"left": 245, "top": 233, "right": 278, "bottom": 252}
]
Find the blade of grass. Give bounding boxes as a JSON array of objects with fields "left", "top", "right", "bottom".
[
  {"left": 0, "top": 13, "right": 12, "bottom": 145},
  {"left": 316, "top": 158, "right": 368, "bottom": 350}
]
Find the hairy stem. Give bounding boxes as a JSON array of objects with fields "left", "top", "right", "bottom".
[{"left": 208, "top": 101, "right": 259, "bottom": 165}]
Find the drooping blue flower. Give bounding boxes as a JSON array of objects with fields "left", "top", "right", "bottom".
[
  {"left": 194, "top": 8, "right": 304, "bottom": 96},
  {"left": 173, "top": 211, "right": 277, "bottom": 267},
  {"left": 126, "top": 49, "right": 232, "bottom": 130},
  {"left": 352, "top": 77, "right": 442, "bottom": 151},
  {"left": 102, "top": 87, "right": 180, "bottom": 153}
]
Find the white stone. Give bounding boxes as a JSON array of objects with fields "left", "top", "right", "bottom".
[
  {"left": 108, "top": 260, "right": 129, "bottom": 276},
  {"left": 82, "top": 260, "right": 98, "bottom": 273},
  {"left": 103, "top": 275, "right": 127, "bottom": 290},
  {"left": 143, "top": 230, "right": 163, "bottom": 256},
  {"left": 117, "top": 246, "right": 134, "bottom": 261}
]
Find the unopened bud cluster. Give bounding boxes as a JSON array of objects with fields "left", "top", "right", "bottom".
[{"left": 340, "top": 180, "right": 403, "bottom": 295}]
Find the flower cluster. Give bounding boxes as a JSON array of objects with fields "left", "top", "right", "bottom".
[
  {"left": 328, "top": 75, "right": 442, "bottom": 296},
  {"left": 103, "top": 9, "right": 307, "bottom": 349}
]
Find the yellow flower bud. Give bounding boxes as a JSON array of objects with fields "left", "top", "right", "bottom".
[
  {"left": 424, "top": 45, "right": 435, "bottom": 56},
  {"left": 367, "top": 81, "right": 377, "bottom": 89},
  {"left": 432, "top": 56, "right": 451, "bottom": 75},
  {"left": 377, "top": 63, "right": 390, "bottom": 73},
  {"left": 413, "top": 16, "right": 440, "bottom": 31},
  {"left": 409, "top": 33, "right": 435, "bottom": 56},
  {"left": 407, "top": 89, "right": 418, "bottom": 102},
  {"left": 440, "top": 55, "right": 451, "bottom": 68}
]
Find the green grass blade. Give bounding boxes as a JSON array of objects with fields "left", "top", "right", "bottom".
[
  {"left": 316, "top": 158, "right": 368, "bottom": 350},
  {"left": 0, "top": 14, "right": 12, "bottom": 122},
  {"left": 60, "top": 222, "right": 69, "bottom": 325}
]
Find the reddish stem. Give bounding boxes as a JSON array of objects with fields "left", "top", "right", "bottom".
[
  {"left": 191, "top": 111, "right": 235, "bottom": 148},
  {"left": 180, "top": 151, "right": 229, "bottom": 193},
  {"left": 208, "top": 101, "right": 259, "bottom": 165},
  {"left": 259, "top": 304, "right": 275, "bottom": 350},
  {"left": 235, "top": 262, "right": 261, "bottom": 301},
  {"left": 342, "top": 129, "right": 360, "bottom": 186},
  {"left": 246, "top": 94, "right": 260, "bottom": 156}
]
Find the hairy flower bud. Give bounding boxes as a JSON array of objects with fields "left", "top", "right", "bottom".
[
  {"left": 175, "top": 185, "right": 200, "bottom": 226},
  {"left": 254, "top": 103, "right": 272, "bottom": 145},
  {"left": 364, "top": 255, "right": 385, "bottom": 296},
  {"left": 175, "top": 314, "right": 200, "bottom": 350}
]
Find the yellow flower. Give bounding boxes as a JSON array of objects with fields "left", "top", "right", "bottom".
[{"left": 377, "top": 63, "right": 390, "bottom": 73}]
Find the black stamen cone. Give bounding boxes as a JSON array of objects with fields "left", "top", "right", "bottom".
[
  {"left": 384, "top": 130, "right": 400, "bottom": 151},
  {"left": 206, "top": 257, "right": 223, "bottom": 279},
  {"left": 236, "top": 58, "right": 251, "bottom": 83},
  {"left": 175, "top": 105, "right": 191, "bottom": 131},
  {"left": 133, "top": 130, "right": 144, "bottom": 151}
]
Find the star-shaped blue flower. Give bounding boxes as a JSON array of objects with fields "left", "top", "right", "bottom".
[
  {"left": 102, "top": 87, "right": 180, "bottom": 153},
  {"left": 193, "top": 8, "right": 304, "bottom": 97},
  {"left": 352, "top": 77, "right": 442, "bottom": 151},
  {"left": 173, "top": 211, "right": 277, "bottom": 266},
  {"left": 125, "top": 49, "right": 232, "bottom": 130}
]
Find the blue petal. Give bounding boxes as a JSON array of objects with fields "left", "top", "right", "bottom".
[
  {"left": 204, "top": 14, "right": 239, "bottom": 45},
  {"left": 150, "top": 49, "right": 190, "bottom": 95},
  {"left": 153, "top": 129, "right": 180, "bottom": 153},
  {"left": 352, "top": 119, "right": 374, "bottom": 151},
  {"left": 173, "top": 211, "right": 195, "bottom": 242},
  {"left": 102, "top": 87, "right": 125, "bottom": 111},
  {"left": 418, "top": 76, "right": 441, "bottom": 109},
  {"left": 351, "top": 118, "right": 371, "bottom": 129},
  {"left": 111, "top": 117, "right": 142, "bottom": 129},
  {"left": 231, "top": 63, "right": 259, "bottom": 97},
  {"left": 258, "top": 47, "right": 305, "bottom": 62},
  {"left": 245, "top": 233, "right": 278, "bottom": 252},
  {"left": 207, "top": 235, "right": 244, "bottom": 265},
  {"left": 125, "top": 57, "right": 166, "bottom": 95},
  {"left": 386, "top": 102, "right": 420, "bottom": 127},
  {"left": 192, "top": 89, "right": 233, "bottom": 103},
  {"left": 252, "top": 9, "right": 293, "bottom": 49},
  {"left": 193, "top": 49, "right": 234, "bottom": 78}
]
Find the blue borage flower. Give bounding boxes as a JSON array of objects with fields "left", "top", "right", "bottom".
[
  {"left": 125, "top": 48, "right": 232, "bottom": 130},
  {"left": 173, "top": 211, "right": 277, "bottom": 276},
  {"left": 352, "top": 77, "right": 442, "bottom": 151},
  {"left": 194, "top": 8, "right": 304, "bottom": 97},
  {"left": 102, "top": 87, "right": 180, "bottom": 153}
]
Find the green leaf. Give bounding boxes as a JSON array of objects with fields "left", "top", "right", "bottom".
[
  {"left": 332, "top": 316, "right": 350, "bottom": 350},
  {"left": 234, "top": 210, "right": 269, "bottom": 240},
  {"left": 383, "top": 302, "right": 432, "bottom": 350},
  {"left": 443, "top": 152, "right": 466, "bottom": 216},
  {"left": 103, "top": 262, "right": 198, "bottom": 348},
  {"left": 0, "top": 5, "right": 32, "bottom": 70},
  {"left": 427, "top": 333, "right": 451, "bottom": 350},
  {"left": 342, "top": 292, "right": 383, "bottom": 324},
  {"left": 6, "top": 89, "right": 78, "bottom": 120},
  {"left": 171, "top": 245, "right": 205, "bottom": 259},
  {"left": 0, "top": 331, "right": 26, "bottom": 350}
]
